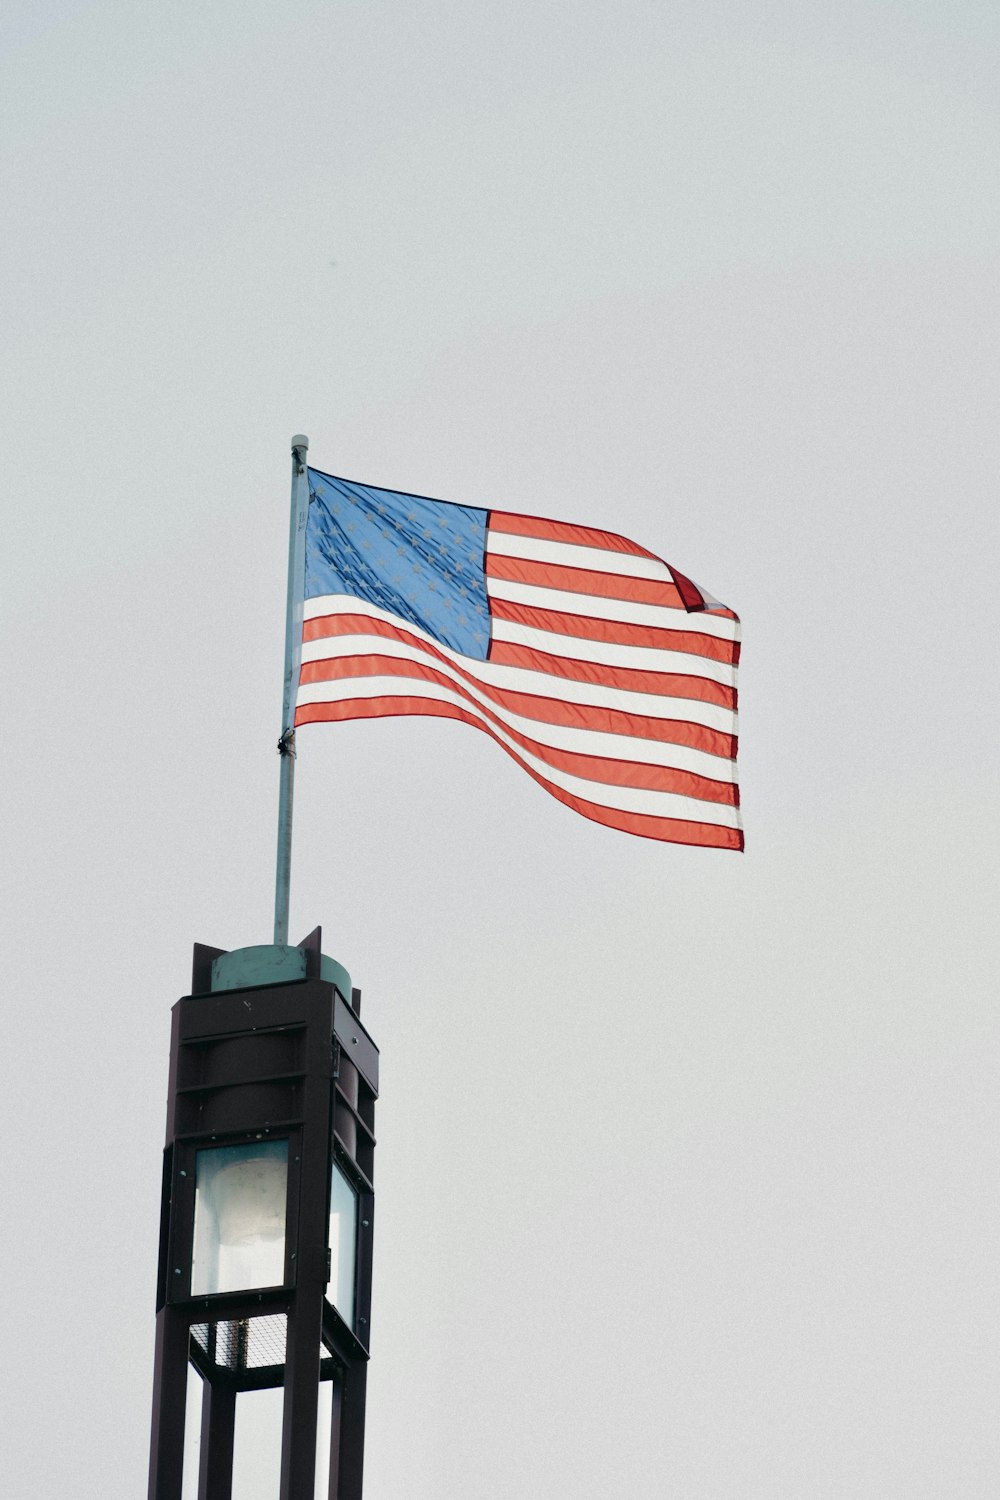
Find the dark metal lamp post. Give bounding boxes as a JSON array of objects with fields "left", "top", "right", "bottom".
[{"left": 148, "top": 927, "right": 378, "bottom": 1500}]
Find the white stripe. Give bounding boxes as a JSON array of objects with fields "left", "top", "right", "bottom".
[
  {"left": 486, "top": 577, "right": 740, "bottom": 641},
  {"left": 303, "top": 589, "right": 738, "bottom": 644},
  {"left": 301, "top": 635, "right": 737, "bottom": 780},
  {"left": 486, "top": 529, "right": 671, "bottom": 582},
  {"left": 296, "top": 675, "right": 740, "bottom": 828},
  {"left": 490, "top": 616, "right": 736, "bottom": 687},
  {"left": 300, "top": 627, "right": 736, "bottom": 735}
]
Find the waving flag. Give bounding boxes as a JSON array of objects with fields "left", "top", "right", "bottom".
[{"left": 296, "top": 469, "right": 742, "bottom": 850}]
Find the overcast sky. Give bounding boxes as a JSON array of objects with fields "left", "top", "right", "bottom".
[{"left": 2, "top": 2, "right": 998, "bottom": 1497}]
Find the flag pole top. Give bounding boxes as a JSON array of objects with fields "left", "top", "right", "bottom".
[{"left": 292, "top": 433, "right": 309, "bottom": 453}]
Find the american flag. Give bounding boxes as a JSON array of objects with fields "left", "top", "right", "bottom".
[{"left": 296, "top": 469, "right": 742, "bottom": 850}]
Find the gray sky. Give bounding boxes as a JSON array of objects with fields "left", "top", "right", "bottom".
[{"left": 2, "top": 2, "right": 998, "bottom": 1496}]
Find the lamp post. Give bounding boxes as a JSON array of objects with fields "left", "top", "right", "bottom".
[{"left": 148, "top": 926, "right": 378, "bottom": 1500}]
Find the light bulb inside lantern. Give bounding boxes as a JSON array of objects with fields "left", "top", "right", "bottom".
[{"left": 191, "top": 1140, "right": 289, "bottom": 1295}]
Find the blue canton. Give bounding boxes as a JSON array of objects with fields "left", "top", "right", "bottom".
[{"left": 304, "top": 470, "right": 491, "bottom": 660}]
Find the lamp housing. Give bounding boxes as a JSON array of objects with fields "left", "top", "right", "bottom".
[{"left": 148, "top": 927, "right": 378, "bottom": 1500}]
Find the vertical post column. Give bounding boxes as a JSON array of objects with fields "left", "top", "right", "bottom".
[
  {"left": 147, "top": 1307, "right": 190, "bottom": 1500},
  {"left": 279, "top": 986, "right": 334, "bottom": 1499},
  {"left": 325, "top": 1377, "right": 343, "bottom": 1500},
  {"left": 334, "top": 1364, "right": 369, "bottom": 1500},
  {"left": 197, "top": 1382, "right": 236, "bottom": 1500}
]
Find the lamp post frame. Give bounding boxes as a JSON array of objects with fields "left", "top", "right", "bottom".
[{"left": 148, "top": 927, "right": 378, "bottom": 1500}]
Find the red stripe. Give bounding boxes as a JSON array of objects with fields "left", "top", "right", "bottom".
[
  {"left": 295, "top": 696, "right": 743, "bottom": 847},
  {"left": 489, "top": 511, "right": 660, "bottom": 562},
  {"left": 300, "top": 649, "right": 737, "bottom": 760},
  {"left": 304, "top": 611, "right": 733, "bottom": 704},
  {"left": 488, "top": 597, "right": 740, "bottom": 665},
  {"left": 486, "top": 552, "right": 684, "bottom": 608},
  {"left": 666, "top": 569, "right": 739, "bottom": 623},
  {"left": 303, "top": 613, "right": 416, "bottom": 645},
  {"left": 489, "top": 639, "right": 736, "bottom": 710},
  {"left": 301, "top": 674, "right": 735, "bottom": 803},
  {"left": 667, "top": 567, "right": 701, "bottom": 610}
]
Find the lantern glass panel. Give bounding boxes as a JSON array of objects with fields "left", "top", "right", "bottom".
[
  {"left": 191, "top": 1140, "right": 289, "bottom": 1296},
  {"left": 327, "top": 1161, "right": 358, "bottom": 1325}
]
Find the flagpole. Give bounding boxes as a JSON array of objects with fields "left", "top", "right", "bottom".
[{"left": 274, "top": 433, "right": 310, "bottom": 945}]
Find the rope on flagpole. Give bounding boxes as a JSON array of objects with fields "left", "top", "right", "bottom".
[{"left": 274, "top": 433, "right": 310, "bottom": 944}]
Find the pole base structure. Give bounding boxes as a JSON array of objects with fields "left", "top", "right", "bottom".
[{"left": 148, "top": 929, "right": 378, "bottom": 1500}]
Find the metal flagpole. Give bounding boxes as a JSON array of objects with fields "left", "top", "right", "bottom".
[{"left": 274, "top": 433, "right": 310, "bottom": 945}]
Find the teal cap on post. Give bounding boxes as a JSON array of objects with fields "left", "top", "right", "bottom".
[{"left": 210, "top": 944, "right": 352, "bottom": 999}]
